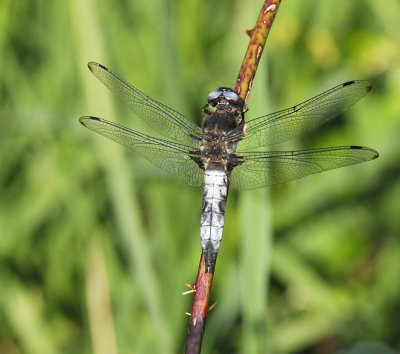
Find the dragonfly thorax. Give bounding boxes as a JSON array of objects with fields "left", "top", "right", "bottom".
[{"left": 200, "top": 108, "right": 245, "bottom": 172}]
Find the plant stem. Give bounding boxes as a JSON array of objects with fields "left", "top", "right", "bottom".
[
  {"left": 235, "top": 0, "right": 281, "bottom": 103},
  {"left": 185, "top": 1, "right": 281, "bottom": 353},
  {"left": 185, "top": 253, "right": 213, "bottom": 354}
]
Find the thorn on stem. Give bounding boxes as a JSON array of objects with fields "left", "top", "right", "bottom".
[
  {"left": 208, "top": 302, "right": 217, "bottom": 312},
  {"left": 185, "top": 312, "right": 191, "bottom": 317},
  {"left": 182, "top": 283, "right": 196, "bottom": 295},
  {"left": 182, "top": 289, "right": 196, "bottom": 295},
  {"left": 245, "top": 28, "right": 255, "bottom": 37}
]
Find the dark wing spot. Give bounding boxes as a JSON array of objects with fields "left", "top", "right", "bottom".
[
  {"left": 98, "top": 63, "right": 108, "bottom": 71},
  {"left": 79, "top": 116, "right": 100, "bottom": 127},
  {"left": 227, "top": 154, "right": 244, "bottom": 170},
  {"left": 350, "top": 146, "right": 379, "bottom": 159},
  {"left": 189, "top": 153, "right": 204, "bottom": 169},
  {"left": 343, "top": 80, "right": 355, "bottom": 87},
  {"left": 88, "top": 62, "right": 109, "bottom": 73}
]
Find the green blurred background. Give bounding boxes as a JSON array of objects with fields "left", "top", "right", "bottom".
[{"left": 1, "top": 0, "right": 399, "bottom": 353}]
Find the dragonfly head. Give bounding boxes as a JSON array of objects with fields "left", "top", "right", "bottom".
[{"left": 207, "top": 87, "right": 245, "bottom": 113}]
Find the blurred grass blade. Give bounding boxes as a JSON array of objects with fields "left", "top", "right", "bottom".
[{"left": 70, "top": 0, "right": 172, "bottom": 352}]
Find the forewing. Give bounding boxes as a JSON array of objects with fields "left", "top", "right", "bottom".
[
  {"left": 231, "top": 81, "right": 372, "bottom": 150},
  {"left": 230, "top": 146, "right": 378, "bottom": 190},
  {"left": 88, "top": 62, "right": 202, "bottom": 147},
  {"left": 80, "top": 116, "right": 204, "bottom": 186}
]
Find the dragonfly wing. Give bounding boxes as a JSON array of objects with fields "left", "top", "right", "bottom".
[
  {"left": 88, "top": 62, "right": 202, "bottom": 147},
  {"left": 80, "top": 116, "right": 204, "bottom": 186},
  {"left": 230, "top": 146, "right": 378, "bottom": 190},
  {"left": 231, "top": 81, "right": 372, "bottom": 150}
]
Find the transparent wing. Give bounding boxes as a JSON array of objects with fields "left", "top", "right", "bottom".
[
  {"left": 230, "top": 146, "right": 378, "bottom": 190},
  {"left": 80, "top": 116, "right": 204, "bottom": 186},
  {"left": 88, "top": 62, "right": 202, "bottom": 147},
  {"left": 230, "top": 81, "right": 372, "bottom": 150}
]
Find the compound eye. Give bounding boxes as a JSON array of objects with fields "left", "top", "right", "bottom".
[
  {"left": 208, "top": 90, "right": 222, "bottom": 101},
  {"left": 222, "top": 91, "right": 239, "bottom": 101}
]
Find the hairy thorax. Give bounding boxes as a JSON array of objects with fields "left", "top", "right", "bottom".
[{"left": 200, "top": 109, "right": 244, "bottom": 171}]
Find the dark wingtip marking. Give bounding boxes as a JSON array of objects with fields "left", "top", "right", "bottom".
[
  {"left": 88, "top": 62, "right": 109, "bottom": 73},
  {"left": 343, "top": 80, "right": 355, "bottom": 87},
  {"left": 79, "top": 116, "right": 100, "bottom": 127},
  {"left": 343, "top": 80, "right": 372, "bottom": 93},
  {"left": 350, "top": 146, "right": 379, "bottom": 159}
]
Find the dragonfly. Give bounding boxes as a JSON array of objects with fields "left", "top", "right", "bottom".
[{"left": 80, "top": 62, "right": 379, "bottom": 273}]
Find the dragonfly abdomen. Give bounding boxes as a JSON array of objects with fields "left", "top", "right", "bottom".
[{"left": 201, "top": 168, "right": 229, "bottom": 273}]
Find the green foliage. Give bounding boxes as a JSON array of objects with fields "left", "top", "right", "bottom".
[{"left": 0, "top": 0, "right": 399, "bottom": 353}]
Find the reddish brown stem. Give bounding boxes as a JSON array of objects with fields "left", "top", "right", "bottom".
[
  {"left": 185, "top": 1, "right": 281, "bottom": 353},
  {"left": 185, "top": 253, "right": 213, "bottom": 354},
  {"left": 235, "top": 0, "right": 281, "bottom": 104}
]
